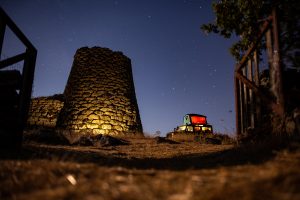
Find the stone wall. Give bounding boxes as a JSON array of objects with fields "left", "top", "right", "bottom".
[
  {"left": 57, "top": 47, "right": 143, "bottom": 136},
  {"left": 27, "top": 94, "right": 64, "bottom": 128}
]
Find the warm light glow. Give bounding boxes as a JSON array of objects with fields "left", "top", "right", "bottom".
[
  {"left": 191, "top": 116, "right": 207, "bottom": 125},
  {"left": 201, "top": 126, "right": 212, "bottom": 131},
  {"left": 194, "top": 126, "right": 201, "bottom": 131},
  {"left": 177, "top": 125, "right": 193, "bottom": 132}
]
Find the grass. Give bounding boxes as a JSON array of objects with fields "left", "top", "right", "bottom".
[{"left": 0, "top": 130, "right": 300, "bottom": 200}]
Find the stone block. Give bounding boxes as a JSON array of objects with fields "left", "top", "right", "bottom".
[
  {"left": 101, "top": 115, "right": 111, "bottom": 121},
  {"left": 88, "top": 114, "right": 99, "bottom": 120},
  {"left": 113, "top": 125, "right": 123, "bottom": 131},
  {"left": 86, "top": 123, "right": 99, "bottom": 129},
  {"left": 101, "top": 123, "right": 112, "bottom": 130}
]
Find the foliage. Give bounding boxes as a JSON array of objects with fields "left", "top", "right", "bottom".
[{"left": 201, "top": 0, "right": 300, "bottom": 68}]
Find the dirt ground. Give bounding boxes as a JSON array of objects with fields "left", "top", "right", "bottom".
[{"left": 0, "top": 136, "right": 300, "bottom": 200}]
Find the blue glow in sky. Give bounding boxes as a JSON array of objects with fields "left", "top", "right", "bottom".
[{"left": 1, "top": 0, "right": 237, "bottom": 135}]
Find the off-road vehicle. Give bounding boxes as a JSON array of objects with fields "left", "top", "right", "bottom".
[{"left": 167, "top": 114, "right": 213, "bottom": 141}]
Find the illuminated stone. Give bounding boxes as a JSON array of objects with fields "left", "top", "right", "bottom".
[
  {"left": 29, "top": 47, "right": 143, "bottom": 136},
  {"left": 113, "top": 125, "right": 123, "bottom": 131},
  {"left": 100, "top": 108, "right": 110, "bottom": 112},
  {"left": 92, "top": 119, "right": 101, "bottom": 124},
  {"left": 78, "top": 124, "right": 87, "bottom": 130},
  {"left": 123, "top": 115, "right": 131, "bottom": 121},
  {"left": 86, "top": 123, "right": 99, "bottom": 129},
  {"left": 88, "top": 114, "right": 99, "bottom": 120},
  {"left": 127, "top": 121, "right": 133, "bottom": 126},
  {"left": 101, "top": 115, "right": 111, "bottom": 121},
  {"left": 101, "top": 124, "right": 112, "bottom": 130},
  {"left": 81, "top": 110, "right": 93, "bottom": 116},
  {"left": 93, "top": 129, "right": 105, "bottom": 134}
]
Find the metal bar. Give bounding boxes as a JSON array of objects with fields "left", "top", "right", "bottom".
[
  {"left": 0, "top": 52, "right": 26, "bottom": 69},
  {"left": 0, "top": 7, "right": 37, "bottom": 148},
  {"left": 0, "top": 10, "right": 5, "bottom": 57},
  {"left": 236, "top": 17, "right": 272, "bottom": 73},
  {"left": 0, "top": 7, "right": 36, "bottom": 51},
  {"left": 18, "top": 49, "right": 37, "bottom": 130}
]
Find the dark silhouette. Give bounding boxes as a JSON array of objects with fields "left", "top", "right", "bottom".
[{"left": 0, "top": 7, "right": 37, "bottom": 150}]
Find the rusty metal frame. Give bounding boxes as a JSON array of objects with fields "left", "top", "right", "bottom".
[{"left": 0, "top": 7, "right": 37, "bottom": 137}]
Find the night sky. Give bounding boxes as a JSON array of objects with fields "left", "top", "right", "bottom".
[{"left": 1, "top": 0, "right": 237, "bottom": 136}]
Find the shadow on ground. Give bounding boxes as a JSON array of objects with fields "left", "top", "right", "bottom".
[{"left": 3, "top": 141, "right": 280, "bottom": 171}]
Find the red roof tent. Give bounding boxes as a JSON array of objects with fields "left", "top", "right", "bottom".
[
  {"left": 191, "top": 115, "right": 207, "bottom": 125},
  {"left": 184, "top": 114, "right": 207, "bottom": 125}
]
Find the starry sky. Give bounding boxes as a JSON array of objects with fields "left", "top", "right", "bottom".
[{"left": 1, "top": 0, "right": 237, "bottom": 136}]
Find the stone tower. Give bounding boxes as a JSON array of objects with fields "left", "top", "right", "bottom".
[{"left": 57, "top": 47, "right": 143, "bottom": 136}]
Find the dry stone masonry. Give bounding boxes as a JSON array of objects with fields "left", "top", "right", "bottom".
[
  {"left": 56, "top": 47, "right": 143, "bottom": 136},
  {"left": 27, "top": 95, "right": 64, "bottom": 128}
]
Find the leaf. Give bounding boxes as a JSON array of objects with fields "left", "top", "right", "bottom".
[{"left": 201, "top": 0, "right": 300, "bottom": 67}]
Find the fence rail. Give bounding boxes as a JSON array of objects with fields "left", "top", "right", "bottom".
[{"left": 235, "top": 8, "right": 284, "bottom": 135}]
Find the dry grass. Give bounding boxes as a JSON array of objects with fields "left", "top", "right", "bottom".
[{"left": 0, "top": 134, "right": 300, "bottom": 200}]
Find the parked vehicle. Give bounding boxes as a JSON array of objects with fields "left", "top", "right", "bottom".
[{"left": 167, "top": 114, "right": 213, "bottom": 140}]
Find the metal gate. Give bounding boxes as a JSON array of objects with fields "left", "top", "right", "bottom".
[{"left": 0, "top": 7, "right": 37, "bottom": 147}]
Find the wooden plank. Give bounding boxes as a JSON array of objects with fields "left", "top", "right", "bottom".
[
  {"left": 271, "top": 8, "right": 285, "bottom": 116},
  {"left": 248, "top": 58, "right": 253, "bottom": 81},
  {"left": 235, "top": 71, "right": 260, "bottom": 94},
  {"left": 239, "top": 78, "right": 245, "bottom": 134},
  {"left": 236, "top": 17, "right": 272, "bottom": 73},
  {"left": 253, "top": 50, "right": 261, "bottom": 124},
  {"left": 0, "top": 52, "right": 26, "bottom": 69},
  {"left": 234, "top": 75, "right": 242, "bottom": 135},
  {"left": 266, "top": 29, "right": 273, "bottom": 71},
  {"left": 236, "top": 71, "right": 272, "bottom": 104},
  {"left": 253, "top": 51, "right": 260, "bottom": 85},
  {"left": 248, "top": 59, "right": 255, "bottom": 128},
  {"left": 243, "top": 67, "right": 249, "bottom": 131}
]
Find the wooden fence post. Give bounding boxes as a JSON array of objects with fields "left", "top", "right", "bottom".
[
  {"left": 235, "top": 70, "right": 241, "bottom": 135},
  {"left": 271, "top": 7, "right": 285, "bottom": 117},
  {"left": 248, "top": 58, "right": 255, "bottom": 128},
  {"left": 253, "top": 51, "right": 261, "bottom": 125}
]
